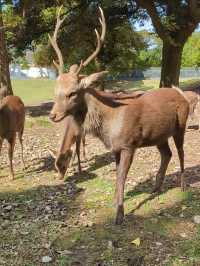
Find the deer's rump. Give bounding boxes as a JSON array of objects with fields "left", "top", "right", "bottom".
[
  {"left": 1, "top": 96, "right": 25, "bottom": 134},
  {"left": 108, "top": 88, "right": 189, "bottom": 151}
]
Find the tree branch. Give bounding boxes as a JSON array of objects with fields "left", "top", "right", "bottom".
[{"left": 135, "top": 0, "right": 178, "bottom": 46}]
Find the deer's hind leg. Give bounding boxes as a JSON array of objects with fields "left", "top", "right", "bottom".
[
  {"left": 18, "top": 129, "right": 25, "bottom": 170},
  {"left": 8, "top": 134, "right": 16, "bottom": 180},
  {"left": 173, "top": 129, "right": 185, "bottom": 191},
  {"left": 152, "top": 141, "right": 172, "bottom": 193}
]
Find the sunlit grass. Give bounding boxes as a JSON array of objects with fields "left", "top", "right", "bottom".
[
  {"left": 12, "top": 79, "right": 55, "bottom": 105},
  {"left": 11, "top": 78, "right": 200, "bottom": 105}
]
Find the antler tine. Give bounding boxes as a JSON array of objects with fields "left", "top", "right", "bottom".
[
  {"left": 75, "top": 60, "right": 84, "bottom": 75},
  {"left": 53, "top": 60, "right": 60, "bottom": 71},
  {"left": 49, "top": 5, "right": 66, "bottom": 75},
  {"left": 98, "top": 6, "right": 106, "bottom": 42},
  {"left": 77, "top": 6, "right": 106, "bottom": 73}
]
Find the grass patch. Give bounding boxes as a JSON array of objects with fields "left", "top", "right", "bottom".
[
  {"left": 25, "top": 116, "right": 52, "bottom": 128},
  {"left": 12, "top": 79, "right": 55, "bottom": 105},
  {"left": 11, "top": 78, "right": 200, "bottom": 106}
]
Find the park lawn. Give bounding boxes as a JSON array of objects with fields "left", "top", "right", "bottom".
[
  {"left": 11, "top": 78, "right": 200, "bottom": 105},
  {"left": 12, "top": 79, "right": 55, "bottom": 105},
  {"left": 12, "top": 79, "right": 159, "bottom": 105}
]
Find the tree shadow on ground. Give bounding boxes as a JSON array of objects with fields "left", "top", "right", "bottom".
[
  {"left": 49, "top": 164, "right": 200, "bottom": 265},
  {"left": 26, "top": 151, "right": 114, "bottom": 185},
  {"left": 1, "top": 165, "right": 200, "bottom": 265},
  {"left": 0, "top": 181, "right": 86, "bottom": 265},
  {"left": 65, "top": 151, "right": 114, "bottom": 184},
  {"left": 26, "top": 155, "right": 55, "bottom": 173},
  {"left": 124, "top": 164, "right": 200, "bottom": 213},
  {"left": 188, "top": 125, "right": 199, "bottom": 130},
  {"left": 25, "top": 101, "right": 53, "bottom": 117}
]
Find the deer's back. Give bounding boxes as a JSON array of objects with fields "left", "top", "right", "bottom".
[
  {"left": 0, "top": 96, "right": 25, "bottom": 137},
  {"left": 108, "top": 88, "right": 189, "bottom": 150}
]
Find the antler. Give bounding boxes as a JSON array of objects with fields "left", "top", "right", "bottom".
[
  {"left": 76, "top": 6, "right": 106, "bottom": 75},
  {"left": 48, "top": 6, "right": 66, "bottom": 75}
]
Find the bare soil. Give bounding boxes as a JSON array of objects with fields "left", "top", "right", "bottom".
[{"left": 0, "top": 114, "right": 200, "bottom": 266}]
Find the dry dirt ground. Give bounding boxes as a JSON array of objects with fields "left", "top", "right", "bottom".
[{"left": 0, "top": 113, "right": 200, "bottom": 266}]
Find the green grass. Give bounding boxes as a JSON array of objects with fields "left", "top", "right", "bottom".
[
  {"left": 12, "top": 79, "right": 55, "bottom": 105},
  {"left": 11, "top": 78, "right": 200, "bottom": 106},
  {"left": 25, "top": 116, "right": 52, "bottom": 128}
]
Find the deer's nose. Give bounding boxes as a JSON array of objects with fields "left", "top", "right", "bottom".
[{"left": 49, "top": 112, "right": 56, "bottom": 121}]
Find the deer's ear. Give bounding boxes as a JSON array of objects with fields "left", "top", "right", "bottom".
[{"left": 79, "top": 71, "right": 108, "bottom": 89}]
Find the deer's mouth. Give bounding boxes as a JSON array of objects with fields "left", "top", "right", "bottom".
[{"left": 49, "top": 112, "right": 67, "bottom": 123}]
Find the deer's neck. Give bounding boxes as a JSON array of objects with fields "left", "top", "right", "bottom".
[{"left": 83, "top": 89, "right": 115, "bottom": 148}]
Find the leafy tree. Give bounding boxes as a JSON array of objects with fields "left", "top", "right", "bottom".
[
  {"left": 0, "top": 5, "right": 13, "bottom": 96},
  {"left": 132, "top": 1, "right": 200, "bottom": 86},
  {"left": 138, "top": 32, "right": 162, "bottom": 67},
  {"left": 2, "top": 0, "right": 200, "bottom": 93},
  {"left": 182, "top": 32, "right": 200, "bottom": 67},
  {"left": 32, "top": 17, "right": 147, "bottom": 75}
]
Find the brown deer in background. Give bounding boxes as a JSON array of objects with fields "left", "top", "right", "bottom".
[
  {"left": 183, "top": 90, "right": 200, "bottom": 130},
  {"left": 0, "top": 95, "right": 25, "bottom": 179},
  {"left": 49, "top": 6, "right": 189, "bottom": 224},
  {"left": 49, "top": 115, "right": 85, "bottom": 179}
]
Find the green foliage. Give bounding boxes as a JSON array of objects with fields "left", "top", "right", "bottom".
[
  {"left": 33, "top": 44, "right": 53, "bottom": 67},
  {"left": 3, "top": 0, "right": 200, "bottom": 78},
  {"left": 101, "top": 23, "right": 148, "bottom": 74},
  {"left": 13, "top": 56, "right": 29, "bottom": 69},
  {"left": 2, "top": 1, "right": 149, "bottom": 73},
  {"left": 28, "top": 4, "right": 148, "bottom": 74},
  {"left": 138, "top": 32, "right": 162, "bottom": 67},
  {"left": 182, "top": 32, "right": 200, "bottom": 67}
]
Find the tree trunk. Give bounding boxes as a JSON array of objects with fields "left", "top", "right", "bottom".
[
  {"left": 0, "top": 9, "right": 13, "bottom": 98},
  {"left": 160, "top": 41, "right": 184, "bottom": 88}
]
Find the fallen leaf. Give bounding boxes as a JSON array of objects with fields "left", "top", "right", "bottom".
[
  {"left": 181, "top": 206, "right": 187, "bottom": 210},
  {"left": 131, "top": 237, "right": 141, "bottom": 246}
]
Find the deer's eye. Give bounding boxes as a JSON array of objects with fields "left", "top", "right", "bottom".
[{"left": 68, "top": 91, "right": 77, "bottom": 98}]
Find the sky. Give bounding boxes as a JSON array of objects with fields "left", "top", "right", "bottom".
[
  {"left": 134, "top": 20, "right": 154, "bottom": 32},
  {"left": 134, "top": 18, "right": 200, "bottom": 32}
]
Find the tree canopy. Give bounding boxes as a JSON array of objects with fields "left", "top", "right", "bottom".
[
  {"left": 3, "top": 1, "right": 149, "bottom": 75},
  {"left": 1, "top": 0, "right": 200, "bottom": 93},
  {"left": 182, "top": 32, "right": 200, "bottom": 67}
]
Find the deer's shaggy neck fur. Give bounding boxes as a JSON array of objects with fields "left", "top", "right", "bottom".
[{"left": 82, "top": 89, "right": 124, "bottom": 148}]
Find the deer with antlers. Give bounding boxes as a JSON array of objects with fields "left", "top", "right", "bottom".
[
  {"left": 48, "top": 6, "right": 87, "bottom": 177},
  {"left": 49, "top": 6, "right": 189, "bottom": 224}
]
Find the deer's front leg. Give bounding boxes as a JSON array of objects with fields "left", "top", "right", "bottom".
[{"left": 115, "top": 149, "right": 134, "bottom": 225}]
